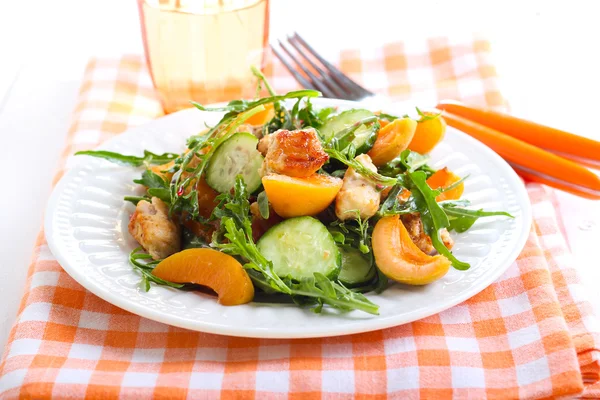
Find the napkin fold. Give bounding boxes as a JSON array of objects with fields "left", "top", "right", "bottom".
[{"left": 1, "top": 37, "right": 599, "bottom": 399}]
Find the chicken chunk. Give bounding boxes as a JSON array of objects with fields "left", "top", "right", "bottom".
[
  {"left": 335, "top": 154, "right": 381, "bottom": 220},
  {"left": 259, "top": 128, "right": 328, "bottom": 177},
  {"left": 401, "top": 213, "right": 454, "bottom": 254},
  {"left": 128, "top": 197, "right": 181, "bottom": 260}
]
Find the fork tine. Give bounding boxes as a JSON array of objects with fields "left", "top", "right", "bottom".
[
  {"left": 276, "top": 40, "right": 336, "bottom": 98},
  {"left": 292, "top": 32, "right": 374, "bottom": 99},
  {"left": 270, "top": 44, "right": 318, "bottom": 92},
  {"left": 285, "top": 36, "right": 349, "bottom": 99}
]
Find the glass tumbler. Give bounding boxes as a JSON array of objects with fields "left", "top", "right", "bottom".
[{"left": 137, "top": 0, "right": 270, "bottom": 113}]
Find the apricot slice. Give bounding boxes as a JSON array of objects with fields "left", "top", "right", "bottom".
[
  {"left": 378, "top": 118, "right": 390, "bottom": 129},
  {"left": 367, "top": 118, "right": 417, "bottom": 166},
  {"left": 152, "top": 248, "right": 254, "bottom": 305},
  {"left": 408, "top": 113, "right": 447, "bottom": 154},
  {"left": 427, "top": 167, "right": 464, "bottom": 202},
  {"left": 372, "top": 215, "right": 451, "bottom": 285},
  {"left": 262, "top": 173, "right": 343, "bottom": 218},
  {"left": 195, "top": 176, "right": 220, "bottom": 219},
  {"left": 245, "top": 102, "right": 275, "bottom": 126}
]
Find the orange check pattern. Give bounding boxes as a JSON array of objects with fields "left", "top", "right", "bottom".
[{"left": 1, "top": 37, "right": 600, "bottom": 399}]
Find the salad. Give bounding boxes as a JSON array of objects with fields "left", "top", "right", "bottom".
[{"left": 77, "top": 69, "right": 511, "bottom": 315}]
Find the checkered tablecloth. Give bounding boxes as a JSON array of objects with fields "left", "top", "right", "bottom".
[{"left": 1, "top": 36, "right": 599, "bottom": 399}]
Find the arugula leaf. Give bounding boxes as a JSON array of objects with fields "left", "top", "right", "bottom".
[
  {"left": 257, "top": 191, "right": 270, "bottom": 219},
  {"left": 185, "top": 132, "right": 212, "bottom": 150},
  {"left": 134, "top": 169, "right": 168, "bottom": 189},
  {"left": 124, "top": 195, "right": 149, "bottom": 205},
  {"left": 147, "top": 188, "right": 171, "bottom": 203},
  {"left": 439, "top": 175, "right": 469, "bottom": 194},
  {"left": 377, "top": 112, "right": 400, "bottom": 121},
  {"left": 75, "top": 150, "right": 178, "bottom": 167},
  {"left": 317, "top": 107, "right": 336, "bottom": 122},
  {"left": 329, "top": 230, "right": 346, "bottom": 244},
  {"left": 377, "top": 184, "right": 417, "bottom": 216},
  {"left": 329, "top": 116, "right": 379, "bottom": 152},
  {"left": 448, "top": 216, "right": 478, "bottom": 233},
  {"left": 251, "top": 65, "right": 276, "bottom": 96},
  {"left": 191, "top": 90, "right": 320, "bottom": 114},
  {"left": 437, "top": 199, "right": 471, "bottom": 208},
  {"left": 129, "top": 247, "right": 184, "bottom": 291},
  {"left": 406, "top": 171, "right": 470, "bottom": 270},
  {"left": 126, "top": 170, "right": 171, "bottom": 204},
  {"left": 400, "top": 150, "right": 434, "bottom": 172},
  {"left": 291, "top": 274, "right": 379, "bottom": 315},
  {"left": 442, "top": 205, "right": 514, "bottom": 219},
  {"left": 416, "top": 107, "right": 442, "bottom": 122},
  {"left": 293, "top": 98, "right": 335, "bottom": 129},
  {"left": 266, "top": 102, "right": 293, "bottom": 133},
  {"left": 331, "top": 211, "right": 372, "bottom": 254},
  {"left": 325, "top": 148, "right": 397, "bottom": 186},
  {"left": 441, "top": 203, "right": 514, "bottom": 233},
  {"left": 379, "top": 150, "right": 435, "bottom": 177}
]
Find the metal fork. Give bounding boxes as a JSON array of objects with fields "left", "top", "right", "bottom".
[{"left": 271, "top": 32, "right": 375, "bottom": 101}]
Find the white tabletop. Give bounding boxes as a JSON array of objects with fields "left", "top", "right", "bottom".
[{"left": 1, "top": 0, "right": 599, "bottom": 349}]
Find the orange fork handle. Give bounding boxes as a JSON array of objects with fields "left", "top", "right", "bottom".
[
  {"left": 441, "top": 111, "right": 600, "bottom": 194},
  {"left": 437, "top": 100, "right": 600, "bottom": 162}
]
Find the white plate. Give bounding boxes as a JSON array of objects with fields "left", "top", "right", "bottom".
[{"left": 45, "top": 98, "right": 531, "bottom": 339}]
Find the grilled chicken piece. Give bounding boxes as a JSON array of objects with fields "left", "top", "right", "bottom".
[
  {"left": 258, "top": 128, "right": 328, "bottom": 177},
  {"left": 257, "top": 133, "right": 273, "bottom": 155},
  {"left": 335, "top": 154, "right": 381, "bottom": 220},
  {"left": 128, "top": 197, "right": 181, "bottom": 260},
  {"left": 401, "top": 213, "right": 454, "bottom": 254}
]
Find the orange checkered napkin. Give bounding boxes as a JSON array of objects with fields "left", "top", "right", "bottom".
[{"left": 1, "top": 37, "right": 599, "bottom": 399}]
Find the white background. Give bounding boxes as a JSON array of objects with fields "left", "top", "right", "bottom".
[{"left": 1, "top": 0, "right": 599, "bottom": 348}]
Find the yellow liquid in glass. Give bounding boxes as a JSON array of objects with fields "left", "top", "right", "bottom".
[{"left": 139, "top": 0, "right": 269, "bottom": 113}]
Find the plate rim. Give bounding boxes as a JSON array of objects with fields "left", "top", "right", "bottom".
[{"left": 44, "top": 100, "right": 532, "bottom": 338}]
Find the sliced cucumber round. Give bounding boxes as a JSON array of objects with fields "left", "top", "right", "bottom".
[
  {"left": 257, "top": 217, "right": 341, "bottom": 281},
  {"left": 206, "top": 132, "right": 263, "bottom": 193},
  {"left": 320, "top": 109, "right": 378, "bottom": 154},
  {"left": 338, "top": 247, "right": 376, "bottom": 287}
]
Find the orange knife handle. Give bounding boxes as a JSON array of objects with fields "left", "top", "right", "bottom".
[
  {"left": 441, "top": 111, "right": 600, "bottom": 193},
  {"left": 437, "top": 100, "right": 600, "bottom": 162}
]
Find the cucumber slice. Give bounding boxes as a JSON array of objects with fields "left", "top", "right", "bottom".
[
  {"left": 320, "top": 109, "right": 378, "bottom": 154},
  {"left": 257, "top": 217, "right": 341, "bottom": 280},
  {"left": 206, "top": 132, "right": 263, "bottom": 193},
  {"left": 338, "top": 247, "right": 376, "bottom": 287}
]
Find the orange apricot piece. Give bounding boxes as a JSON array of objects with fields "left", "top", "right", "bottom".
[
  {"left": 152, "top": 248, "right": 254, "bottom": 306},
  {"left": 245, "top": 103, "right": 275, "bottom": 126},
  {"left": 378, "top": 118, "right": 390, "bottom": 129},
  {"left": 262, "top": 173, "right": 343, "bottom": 218},
  {"left": 195, "top": 176, "right": 220, "bottom": 219},
  {"left": 426, "top": 167, "right": 464, "bottom": 201},
  {"left": 367, "top": 118, "right": 418, "bottom": 166},
  {"left": 408, "top": 113, "right": 447, "bottom": 154},
  {"left": 372, "top": 215, "right": 451, "bottom": 285}
]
